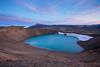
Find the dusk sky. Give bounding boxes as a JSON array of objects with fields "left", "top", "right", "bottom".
[{"left": 0, "top": 0, "right": 100, "bottom": 27}]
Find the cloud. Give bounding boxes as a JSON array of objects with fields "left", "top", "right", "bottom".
[
  {"left": 0, "top": 14, "right": 33, "bottom": 23},
  {"left": 1, "top": 0, "right": 99, "bottom": 25},
  {"left": 15, "top": 0, "right": 58, "bottom": 15},
  {"left": 55, "top": 0, "right": 100, "bottom": 25},
  {"left": 55, "top": 11, "right": 100, "bottom": 25},
  {"left": 4, "top": 0, "right": 99, "bottom": 25},
  {"left": 15, "top": 0, "right": 39, "bottom": 14}
]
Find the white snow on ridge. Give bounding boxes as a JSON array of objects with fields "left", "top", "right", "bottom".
[
  {"left": 67, "top": 33, "right": 93, "bottom": 41},
  {"left": 58, "top": 32, "right": 93, "bottom": 41},
  {"left": 58, "top": 32, "right": 64, "bottom": 35}
]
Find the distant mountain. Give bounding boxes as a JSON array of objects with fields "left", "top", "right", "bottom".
[{"left": 29, "top": 24, "right": 100, "bottom": 29}]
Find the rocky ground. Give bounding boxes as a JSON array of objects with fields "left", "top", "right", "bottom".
[{"left": 0, "top": 26, "right": 100, "bottom": 67}]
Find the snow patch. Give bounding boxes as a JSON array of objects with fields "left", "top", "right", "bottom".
[{"left": 58, "top": 32, "right": 93, "bottom": 41}]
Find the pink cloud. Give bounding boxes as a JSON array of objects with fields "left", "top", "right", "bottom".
[
  {"left": 15, "top": 0, "right": 39, "bottom": 14},
  {"left": 0, "top": 15, "right": 33, "bottom": 23},
  {"left": 15, "top": 0, "right": 58, "bottom": 15},
  {"left": 55, "top": 9, "right": 100, "bottom": 25}
]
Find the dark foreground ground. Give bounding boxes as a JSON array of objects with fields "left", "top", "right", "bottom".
[{"left": 0, "top": 26, "right": 100, "bottom": 67}]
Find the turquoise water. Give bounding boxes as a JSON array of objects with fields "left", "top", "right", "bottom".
[{"left": 25, "top": 34, "right": 84, "bottom": 53}]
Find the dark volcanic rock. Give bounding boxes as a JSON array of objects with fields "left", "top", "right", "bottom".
[{"left": 78, "top": 36, "right": 100, "bottom": 50}]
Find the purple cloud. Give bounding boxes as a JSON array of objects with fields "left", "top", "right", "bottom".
[
  {"left": 15, "top": 0, "right": 58, "bottom": 15},
  {"left": 0, "top": 14, "right": 33, "bottom": 23}
]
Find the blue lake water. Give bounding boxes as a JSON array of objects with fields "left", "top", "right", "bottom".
[{"left": 25, "top": 34, "right": 84, "bottom": 53}]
